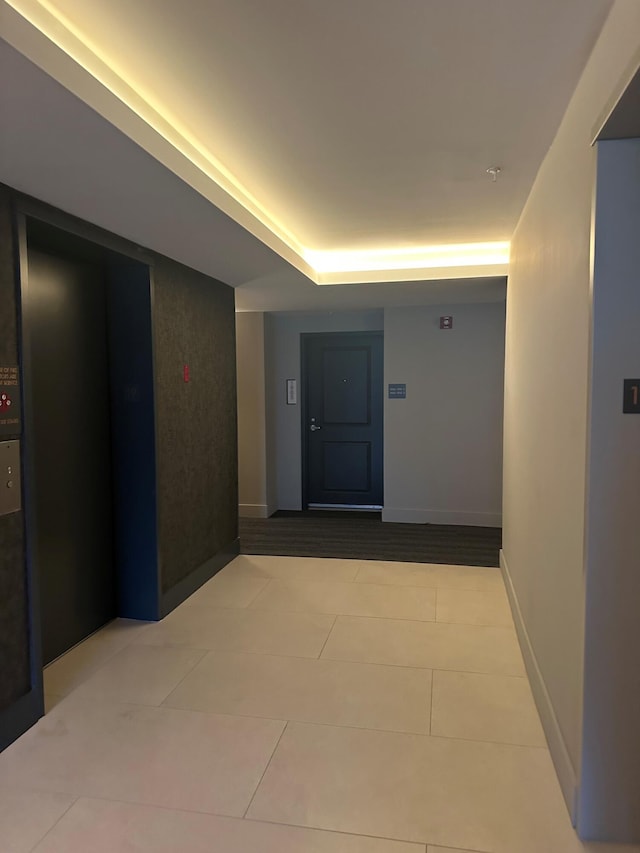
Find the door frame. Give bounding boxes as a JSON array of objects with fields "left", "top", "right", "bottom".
[
  {"left": 16, "top": 200, "right": 160, "bottom": 682},
  {"left": 300, "top": 330, "right": 384, "bottom": 510}
]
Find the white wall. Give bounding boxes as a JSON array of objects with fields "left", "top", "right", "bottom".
[
  {"left": 236, "top": 312, "right": 273, "bottom": 517},
  {"left": 501, "top": 0, "right": 640, "bottom": 828},
  {"left": 383, "top": 304, "right": 505, "bottom": 526},
  {"left": 266, "top": 310, "right": 384, "bottom": 510}
]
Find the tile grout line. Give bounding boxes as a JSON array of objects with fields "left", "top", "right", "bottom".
[
  {"left": 156, "top": 647, "right": 210, "bottom": 707},
  {"left": 154, "top": 705, "right": 550, "bottom": 751},
  {"left": 158, "top": 597, "right": 512, "bottom": 629},
  {"left": 244, "top": 811, "right": 485, "bottom": 850},
  {"left": 316, "top": 614, "right": 338, "bottom": 659},
  {"left": 319, "top": 653, "right": 526, "bottom": 677},
  {"left": 26, "top": 795, "right": 79, "bottom": 853},
  {"left": 428, "top": 669, "right": 434, "bottom": 736},
  {"left": 43, "top": 789, "right": 437, "bottom": 850},
  {"left": 167, "top": 605, "right": 513, "bottom": 629},
  {"left": 246, "top": 605, "right": 439, "bottom": 624},
  {"left": 40, "top": 693, "right": 545, "bottom": 752},
  {"left": 240, "top": 577, "right": 275, "bottom": 610},
  {"left": 242, "top": 721, "right": 289, "bottom": 819}
]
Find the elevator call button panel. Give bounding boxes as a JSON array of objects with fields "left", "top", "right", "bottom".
[{"left": 0, "top": 440, "right": 21, "bottom": 516}]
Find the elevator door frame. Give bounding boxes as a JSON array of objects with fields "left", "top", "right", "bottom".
[{"left": 15, "top": 203, "right": 160, "bottom": 710}]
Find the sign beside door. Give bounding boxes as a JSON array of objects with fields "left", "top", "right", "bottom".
[{"left": 388, "top": 383, "right": 406, "bottom": 399}]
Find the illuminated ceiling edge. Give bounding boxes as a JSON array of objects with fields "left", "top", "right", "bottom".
[{"left": 2, "top": 0, "right": 510, "bottom": 285}]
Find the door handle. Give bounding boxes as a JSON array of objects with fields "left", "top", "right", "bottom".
[{"left": 310, "top": 424, "right": 322, "bottom": 431}]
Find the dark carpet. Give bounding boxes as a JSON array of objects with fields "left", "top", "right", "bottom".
[{"left": 239, "top": 511, "right": 501, "bottom": 567}]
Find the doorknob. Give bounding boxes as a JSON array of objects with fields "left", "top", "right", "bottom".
[{"left": 310, "top": 424, "right": 322, "bottom": 431}]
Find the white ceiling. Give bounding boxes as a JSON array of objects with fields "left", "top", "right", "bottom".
[{"left": 0, "top": 0, "right": 613, "bottom": 307}]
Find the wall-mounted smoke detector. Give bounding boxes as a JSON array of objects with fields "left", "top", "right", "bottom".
[{"left": 486, "top": 167, "right": 502, "bottom": 182}]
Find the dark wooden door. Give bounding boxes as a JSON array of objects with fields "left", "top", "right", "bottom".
[
  {"left": 303, "top": 332, "right": 383, "bottom": 507},
  {"left": 27, "top": 249, "right": 115, "bottom": 665}
]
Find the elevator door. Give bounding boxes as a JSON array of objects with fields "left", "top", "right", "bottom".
[{"left": 27, "top": 249, "right": 115, "bottom": 665}]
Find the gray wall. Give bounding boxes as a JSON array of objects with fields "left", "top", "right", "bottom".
[
  {"left": 265, "top": 310, "right": 383, "bottom": 510},
  {"left": 578, "top": 138, "right": 640, "bottom": 841},
  {"left": 501, "top": 0, "right": 640, "bottom": 830},
  {"left": 383, "top": 304, "right": 504, "bottom": 526}
]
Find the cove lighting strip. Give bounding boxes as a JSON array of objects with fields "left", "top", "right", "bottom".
[{"left": 4, "top": 0, "right": 511, "bottom": 285}]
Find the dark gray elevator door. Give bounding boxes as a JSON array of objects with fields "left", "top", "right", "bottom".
[{"left": 27, "top": 250, "right": 115, "bottom": 665}]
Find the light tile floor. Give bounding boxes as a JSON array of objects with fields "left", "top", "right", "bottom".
[{"left": 0, "top": 554, "right": 638, "bottom": 853}]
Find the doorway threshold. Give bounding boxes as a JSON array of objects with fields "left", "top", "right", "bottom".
[{"left": 307, "top": 503, "right": 383, "bottom": 511}]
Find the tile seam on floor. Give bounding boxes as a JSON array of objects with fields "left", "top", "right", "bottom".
[
  {"left": 248, "top": 578, "right": 441, "bottom": 592},
  {"left": 24, "top": 794, "right": 79, "bottom": 853},
  {"left": 177, "top": 714, "right": 552, "bottom": 751},
  {"left": 246, "top": 605, "right": 438, "bottom": 623},
  {"left": 66, "top": 645, "right": 210, "bottom": 703},
  {"left": 175, "top": 646, "right": 435, "bottom": 674},
  {"left": 156, "top": 605, "right": 515, "bottom": 627},
  {"left": 35, "top": 696, "right": 293, "bottom": 728},
  {"left": 427, "top": 730, "right": 548, "bottom": 750},
  {"left": 244, "top": 812, "right": 440, "bottom": 849},
  {"left": 159, "top": 703, "right": 432, "bottom": 737},
  {"left": 319, "top": 653, "right": 526, "bottom": 677},
  {"left": 148, "top": 646, "right": 210, "bottom": 707},
  {"left": 242, "top": 721, "right": 289, "bottom": 819},
  {"left": 244, "top": 577, "right": 275, "bottom": 609},
  {"left": 434, "top": 620, "right": 514, "bottom": 629},
  {"left": 244, "top": 812, "right": 432, "bottom": 849},
  {"left": 243, "top": 577, "right": 272, "bottom": 607},
  {"left": 31, "top": 791, "right": 256, "bottom": 824},
  {"left": 34, "top": 792, "right": 429, "bottom": 848},
  {"left": 430, "top": 666, "right": 527, "bottom": 680},
  {"left": 428, "top": 669, "right": 434, "bottom": 735},
  {"left": 328, "top": 613, "right": 517, "bottom": 631},
  {"left": 315, "top": 614, "right": 338, "bottom": 659},
  {"left": 427, "top": 846, "right": 491, "bottom": 853},
  {"left": 136, "top": 642, "right": 330, "bottom": 661}
]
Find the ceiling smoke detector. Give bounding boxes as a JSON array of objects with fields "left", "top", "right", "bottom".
[{"left": 486, "top": 167, "right": 502, "bottom": 182}]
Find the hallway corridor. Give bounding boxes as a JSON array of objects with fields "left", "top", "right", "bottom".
[{"left": 0, "top": 555, "right": 637, "bottom": 852}]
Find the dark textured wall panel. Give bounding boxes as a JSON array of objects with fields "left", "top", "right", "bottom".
[
  {"left": 153, "top": 257, "right": 238, "bottom": 593},
  {"left": 0, "top": 187, "right": 30, "bottom": 711}
]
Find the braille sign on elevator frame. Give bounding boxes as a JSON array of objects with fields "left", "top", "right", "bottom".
[{"left": 0, "top": 366, "right": 21, "bottom": 437}]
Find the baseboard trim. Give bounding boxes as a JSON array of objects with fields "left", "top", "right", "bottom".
[
  {"left": 160, "top": 538, "right": 240, "bottom": 618},
  {"left": 382, "top": 507, "right": 502, "bottom": 527},
  {"left": 239, "top": 503, "right": 271, "bottom": 519},
  {"left": 0, "top": 688, "right": 44, "bottom": 753},
  {"left": 500, "top": 549, "right": 578, "bottom": 824}
]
